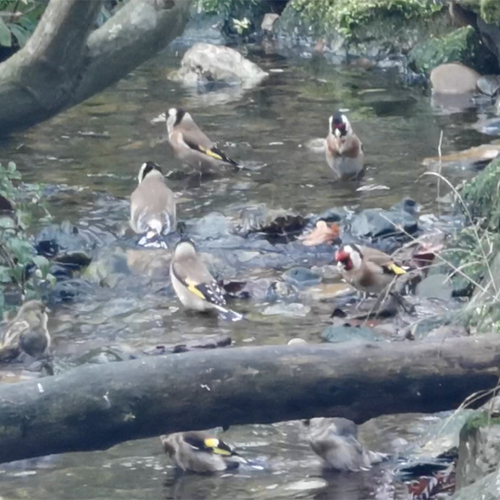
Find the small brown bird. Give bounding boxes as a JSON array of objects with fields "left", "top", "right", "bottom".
[
  {"left": 325, "top": 111, "right": 364, "bottom": 179},
  {"left": 335, "top": 244, "right": 406, "bottom": 295},
  {"left": 160, "top": 431, "right": 242, "bottom": 473},
  {"left": 170, "top": 239, "right": 243, "bottom": 322},
  {"left": 305, "top": 417, "right": 387, "bottom": 472},
  {"left": 0, "top": 300, "right": 51, "bottom": 362},
  {"left": 166, "top": 108, "right": 238, "bottom": 172},
  {"left": 130, "top": 162, "right": 176, "bottom": 247}
]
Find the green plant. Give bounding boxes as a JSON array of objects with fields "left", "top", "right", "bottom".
[
  {"left": 0, "top": 162, "right": 54, "bottom": 313},
  {"left": 196, "top": 0, "right": 258, "bottom": 19},
  {"left": 288, "top": 0, "right": 444, "bottom": 40},
  {"left": 0, "top": 0, "right": 45, "bottom": 49}
]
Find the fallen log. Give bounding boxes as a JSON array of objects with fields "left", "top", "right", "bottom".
[{"left": 0, "top": 335, "right": 499, "bottom": 464}]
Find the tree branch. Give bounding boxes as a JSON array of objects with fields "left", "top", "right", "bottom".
[
  {"left": 0, "top": 335, "right": 499, "bottom": 463},
  {"left": 0, "top": 0, "right": 192, "bottom": 135}
]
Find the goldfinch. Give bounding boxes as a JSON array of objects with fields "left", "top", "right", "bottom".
[
  {"left": 335, "top": 243, "right": 406, "bottom": 295},
  {"left": 326, "top": 111, "right": 364, "bottom": 179},
  {"left": 0, "top": 300, "right": 51, "bottom": 362},
  {"left": 170, "top": 239, "right": 243, "bottom": 322},
  {"left": 166, "top": 108, "right": 239, "bottom": 172},
  {"left": 160, "top": 431, "right": 242, "bottom": 473},
  {"left": 130, "top": 162, "right": 176, "bottom": 248},
  {"left": 305, "top": 417, "right": 387, "bottom": 472}
]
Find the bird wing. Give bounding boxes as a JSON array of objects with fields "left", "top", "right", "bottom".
[
  {"left": 182, "top": 433, "right": 234, "bottom": 456},
  {"left": 177, "top": 114, "right": 238, "bottom": 167},
  {"left": 360, "top": 246, "right": 406, "bottom": 275},
  {"left": 172, "top": 257, "right": 227, "bottom": 306},
  {"left": 1, "top": 319, "right": 29, "bottom": 348}
]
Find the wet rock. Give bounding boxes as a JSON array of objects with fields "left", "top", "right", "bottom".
[
  {"left": 169, "top": 43, "right": 268, "bottom": 89},
  {"left": 283, "top": 267, "right": 321, "bottom": 288},
  {"left": 477, "top": 74, "right": 500, "bottom": 96},
  {"left": 126, "top": 248, "right": 171, "bottom": 279},
  {"left": 423, "top": 324, "right": 469, "bottom": 342},
  {"left": 262, "top": 302, "right": 311, "bottom": 318},
  {"left": 311, "top": 206, "right": 350, "bottom": 224},
  {"left": 233, "top": 204, "right": 307, "bottom": 239},
  {"left": 261, "top": 13, "right": 279, "bottom": 33},
  {"left": 416, "top": 274, "right": 454, "bottom": 301},
  {"left": 430, "top": 63, "right": 480, "bottom": 94},
  {"left": 322, "top": 324, "right": 384, "bottom": 343},
  {"left": 349, "top": 202, "right": 418, "bottom": 242},
  {"left": 456, "top": 411, "right": 500, "bottom": 489},
  {"left": 35, "top": 221, "right": 115, "bottom": 272},
  {"left": 47, "top": 279, "right": 94, "bottom": 304},
  {"left": 474, "top": 118, "right": 500, "bottom": 136},
  {"left": 83, "top": 246, "right": 131, "bottom": 287},
  {"left": 422, "top": 143, "right": 500, "bottom": 170}
]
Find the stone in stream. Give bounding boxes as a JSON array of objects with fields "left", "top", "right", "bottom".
[
  {"left": 430, "top": 63, "right": 480, "bottom": 94},
  {"left": 283, "top": 267, "right": 322, "bottom": 288},
  {"left": 477, "top": 75, "right": 500, "bottom": 97},
  {"left": 322, "top": 324, "right": 385, "bottom": 343},
  {"left": 169, "top": 43, "right": 268, "bottom": 90},
  {"left": 474, "top": 118, "right": 500, "bottom": 137}
]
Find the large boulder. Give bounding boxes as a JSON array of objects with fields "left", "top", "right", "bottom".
[
  {"left": 430, "top": 62, "right": 480, "bottom": 94},
  {"left": 169, "top": 43, "right": 268, "bottom": 89}
]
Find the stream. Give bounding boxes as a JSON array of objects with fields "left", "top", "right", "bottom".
[{"left": 0, "top": 42, "right": 495, "bottom": 499}]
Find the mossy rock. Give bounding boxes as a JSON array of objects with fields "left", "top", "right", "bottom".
[
  {"left": 409, "top": 26, "right": 496, "bottom": 74},
  {"left": 459, "top": 0, "right": 500, "bottom": 25},
  {"left": 276, "top": 0, "right": 448, "bottom": 51},
  {"left": 460, "top": 411, "right": 500, "bottom": 441}
]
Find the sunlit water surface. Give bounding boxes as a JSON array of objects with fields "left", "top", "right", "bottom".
[{"left": 0, "top": 43, "right": 495, "bottom": 499}]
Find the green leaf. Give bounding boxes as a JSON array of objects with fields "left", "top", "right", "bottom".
[
  {"left": 0, "top": 17, "right": 11, "bottom": 47},
  {"left": 0, "top": 265, "right": 11, "bottom": 284},
  {"left": 32, "top": 255, "right": 49, "bottom": 270},
  {"left": 0, "top": 216, "right": 15, "bottom": 229},
  {"left": 7, "top": 237, "right": 33, "bottom": 263}
]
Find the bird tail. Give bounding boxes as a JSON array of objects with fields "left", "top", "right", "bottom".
[{"left": 212, "top": 304, "right": 243, "bottom": 322}]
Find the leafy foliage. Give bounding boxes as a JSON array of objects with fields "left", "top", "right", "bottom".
[
  {"left": 287, "top": 0, "right": 444, "bottom": 40},
  {"left": 0, "top": 162, "right": 54, "bottom": 313},
  {"left": 0, "top": 0, "right": 45, "bottom": 49},
  {"left": 197, "top": 0, "right": 259, "bottom": 19}
]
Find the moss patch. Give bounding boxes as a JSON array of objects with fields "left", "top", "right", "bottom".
[
  {"left": 458, "top": 0, "right": 500, "bottom": 24},
  {"left": 284, "top": 0, "right": 445, "bottom": 39},
  {"left": 461, "top": 158, "right": 500, "bottom": 232},
  {"left": 409, "top": 26, "right": 495, "bottom": 74}
]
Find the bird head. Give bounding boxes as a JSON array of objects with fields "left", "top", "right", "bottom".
[
  {"left": 166, "top": 107, "right": 185, "bottom": 134},
  {"left": 329, "top": 111, "right": 352, "bottom": 138},
  {"left": 138, "top": 161, "right": 162, "bottom": 183},
  {"left": 335, "top": 244, "right": 362, "bottom": 272},
  {"left": 174, "top": 238, "right": 196, "bottom": 258},
  {"left": 16, "top": 300, "right": 49, "bottom": 326}
]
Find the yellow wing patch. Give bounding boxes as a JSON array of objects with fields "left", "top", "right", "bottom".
[
  {"left": 204, "top": 438, "right": 232, "bottom": 456},
  {"left": 198, "top": 145, "right": 223, "bottom": 161},
  {"left": 185, "top": 278, "right": 206, "bottom": 299},
  {"left": 386, "top": 263, "right": 406, "bottom": 275}
]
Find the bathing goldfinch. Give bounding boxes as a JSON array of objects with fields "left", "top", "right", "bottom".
[{"left": 170, "top": 239, "right": 243, "bottom": 322}]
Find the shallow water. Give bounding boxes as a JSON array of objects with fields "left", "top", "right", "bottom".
[{"left": 0, "top": 42, "right": 495, "bottom": 499}]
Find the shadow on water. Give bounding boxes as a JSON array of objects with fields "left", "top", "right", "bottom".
[{"left": 0, "top": 42, "right": 495, "bottom": 498}]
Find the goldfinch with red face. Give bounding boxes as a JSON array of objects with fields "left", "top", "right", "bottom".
[
  {"left": 335, "top": 244, "right": 406, "bottom": 295},
  {"left": 166, "top": 108, "right": 239, "bottom": 172},
  {"left": 160, "top": 431, "right": 242, "bottom": 473},
  {"left": 326, "top": 111, "right": 364, "bottom": 179},
  {"left": 170, "top": 239, "right": 243, "bottom": 322}
]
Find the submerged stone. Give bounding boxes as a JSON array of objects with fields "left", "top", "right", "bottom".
[
  {"left": 322, "top": 324, "right": 384, "bottom": 343},
  {"left": 283, "top": 267, "right": 322, "bottom": 288}
]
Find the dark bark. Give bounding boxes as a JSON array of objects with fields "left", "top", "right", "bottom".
[
  {"left": 0, "top": 335, "right": 499, "bottom": 463},
  {"left": 0, "top": 0, "right": 191, "bottom": 135}
]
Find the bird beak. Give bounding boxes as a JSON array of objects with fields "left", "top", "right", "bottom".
[{"left": 334, "top": 128, "right": 341, "bottom": 138}]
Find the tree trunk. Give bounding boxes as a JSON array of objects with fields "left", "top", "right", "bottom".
[
  {"left": 0, "top": 335, "right": 499, "bottom": 463},
  {"left": 0, "top": 0, "right": 192, "bottom": 135}
]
